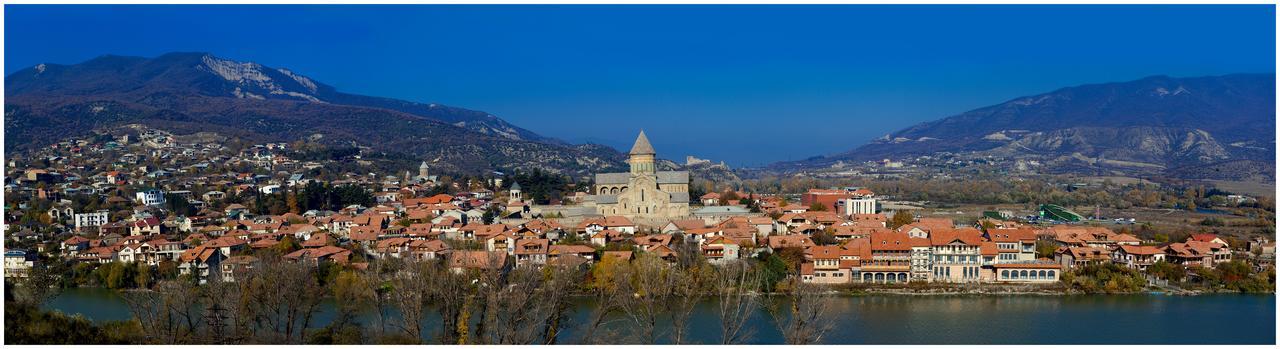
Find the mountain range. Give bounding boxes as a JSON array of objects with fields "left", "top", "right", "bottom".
[
  {"left": 5, "top": 52, "right": 624, "bottom": 174},
  {"left": 774, "top": 73, "right": 1276, "bottom": 180},
  {"left": 6, "top": 53, "right": 1275, "bottom": 181}
]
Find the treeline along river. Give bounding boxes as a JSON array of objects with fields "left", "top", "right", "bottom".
[{"left": 46, "top": 288, "right": 1275, "bottom": 344}]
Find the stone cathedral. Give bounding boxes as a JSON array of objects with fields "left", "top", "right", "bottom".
[{"left": 591, "top": 131, "right": 691, "bottom": 218}]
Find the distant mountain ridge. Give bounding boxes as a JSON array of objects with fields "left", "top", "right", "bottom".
[
  {"left": 7, "top": 52, "right": 553, "bottom": 142},
  {"left": 5, "top": 52, "right": 619, "bottom": 174},
  {"left": 776, "top": 73, "right": 1276, "bottom": 179}
]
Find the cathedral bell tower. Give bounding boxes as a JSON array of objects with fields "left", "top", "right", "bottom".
[{"left": 628, "top": 130, "right": 657, "bottom": 176}]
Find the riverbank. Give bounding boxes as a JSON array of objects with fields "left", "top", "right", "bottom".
[
  {"left": 53, "top": 278, "right": 1260, "bottom": 301},
  {"left": 824, "top": 282, "right": 1224, "bottom": 296},
  {"left": 33, "top": 288, "right": 1276, "bottom": 344},
  {"left": 838, "top": 282, "right": 1068, "bottom": 296}
]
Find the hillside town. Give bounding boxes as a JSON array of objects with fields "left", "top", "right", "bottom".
[
  {"left": 4, "top": 2, "right": 1277, "bottom": 345},
  {"left": 5, "top": 129, "right": 1274, "bottom": 293}
]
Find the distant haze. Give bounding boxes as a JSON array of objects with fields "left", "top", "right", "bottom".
[{"left": 5, "top": 5, "right": 1275, "bottom": 166}]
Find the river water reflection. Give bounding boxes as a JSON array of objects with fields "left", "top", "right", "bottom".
[{"left": 44, "top": 288, "right": 1275, "bottom": 344}]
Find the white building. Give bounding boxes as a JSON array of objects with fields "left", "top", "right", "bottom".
[
  {"left": 202, "top": 191, "right": 226, "bottom": 201},
  {"left": 135, "top": 189, "right": 166, "bottom": 206},
  {"left": 74, "top": 210, "right": 110, "bottom": 230},
  {"left": 4, "top": 250, "right": 35, "bottom": 278},
  {"left": 844, "top": 197, "right": 877, "bottom": 216},
  {"left": 259, "top": 185, "right": 282, "bottom": 194}
]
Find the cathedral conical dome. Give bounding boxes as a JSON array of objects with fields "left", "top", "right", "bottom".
[{"left": 629, "top": 130, "right": 656, "bottom": 155}]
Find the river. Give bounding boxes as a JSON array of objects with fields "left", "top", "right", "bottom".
[{"left": 43, "top": 288, "right": 1276, "bottom": 344}]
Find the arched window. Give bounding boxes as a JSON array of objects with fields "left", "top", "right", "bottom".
[
  {"left": 1048, "top": 270, "right": 1056, "bottom": 278},
  {"left": 1001, "top": 270, "right": 1009, "bottom": 279},
  {"left": 1020, "top": 270, "right": 1029, "bottom": 279},
  {"left": 1039, "top": 270, "right": 1047, "bottom": 279}
]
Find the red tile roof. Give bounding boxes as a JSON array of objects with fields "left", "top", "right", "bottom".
[
  {"left": 930, "top": 228, "right": 984, "bottom": 246},
  {"left": 1118, "top": 245, "right": 1164, "bottom": 256},
  {"left": 869, "top": 231, "right": 912, "bottom": 251}
]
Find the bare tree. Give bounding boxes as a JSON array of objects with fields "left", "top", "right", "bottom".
[
  {"left": 766, "top": 280, "right": 836, "bottom": 345},
  {"left": 121, "top": 287, "right": 166, "bottom": 343},
  {"left": 202, "top": 276, "right": 252, "bottom": 343},
  {"left": 240, "top": 259, "right": 324, "bottom": 343},
  {"left": 430, "top": 257, "right": 474, "bottom": 344},
  {"left": 121, "top": 279, "right": 202, "bottom": 344},
  {"left": 477, "top": 265, "right": 561, "bottom": 344},
  {"left": 12, "top": 264, "right": 60, "bottom": 307},
  {"left": 616, "top": 254, "right": 675, "bottom": 343},
  {"left": 580, "top": 255, "right": 628, "bottom": 344},
  {"left": 668, "top": 263, "right": 710, "bottom": 344},
  {"left": 389, "top": 259, "right": 433, "bottom": 342},
  {"left": 324, "top": 269, "right": 374, "bottom": 343},
  {"left": 362, "top": 260, "right": 397, "bottom": 339},
  {"left": 471, "top": 251, "right": 511, "bottom": 343},
  {"left": 672, "top": 234, "right": 704, "bottom": 269},
  {"left": 716, "top": 261, "right": 761, "bottom": 344},
  {"left": 483, "top": 263, "right": 585, "bottom": 344},
  {"left": 538, "top": 264, "right": 584, "bottom": 344}
]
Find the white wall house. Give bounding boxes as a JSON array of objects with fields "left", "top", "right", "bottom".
[
  {"left": 74, "top": 210, "right": 110, "bottom": 229},
  {"left": 845, "top": 198, "right": 877, "bottom": 216},
  {"left": 136, "top": 189, "right": 166, "bottom": 206}
]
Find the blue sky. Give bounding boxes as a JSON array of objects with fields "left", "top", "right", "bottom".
[{"left": 5, "top": 5, "right": 1275, "bottom": 166}]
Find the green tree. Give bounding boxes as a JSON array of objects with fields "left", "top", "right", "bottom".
[
  {"left": 3, "top": 298, "right": 144, "bottom": 344},
  {"left": 314, "top": 270, "right": 373, "bottom": 344},
  {"left": 1035, "top": 240, "right": 1058, "bottom": 259},
  {"left": 1062, "top": 264, "right": 1147, "bottom": 293},
  {"left": 1146, "top": 260, "right": 1185, "bottom": 282},
  {"left": 756, "top": 252, "right": 791, "bottom": 292},
  {"left": 810, "top": 228, "right": 837, "bottom": 246},
  {"left": 889, "top": 210, "right": 914, "bottom": 229},
  {"left": 272, "top": 236, "right": 302, "bottom": 255}
]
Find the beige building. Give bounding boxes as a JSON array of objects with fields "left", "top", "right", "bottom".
[
  {"left": 929, "top": 230, "right": 985, "bottom": 283},
  {"left": 993, "top": 262, "right": 1061, "bottom": 283},
  {"left": 592, "top": 131, "right": 691, "bottom": 219}
]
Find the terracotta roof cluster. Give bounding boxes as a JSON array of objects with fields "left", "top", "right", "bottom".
[
  {"left": 869, "top": 231, "right": 913, "bottom": 251},
  {"left": 577, "top": 216, "right": 636, "bottom": 230},
  {"left": 449, "top": 250, "right": 508, "bottom": 270},
  {"left": 767, "top": 234, "right": 816, "bottom": 250},
  {"left": 928, "top": 228, "right": 984, "bottom": 246},
  {"left": 283, "top": 246, "right": 352, "bottom": 264}
]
